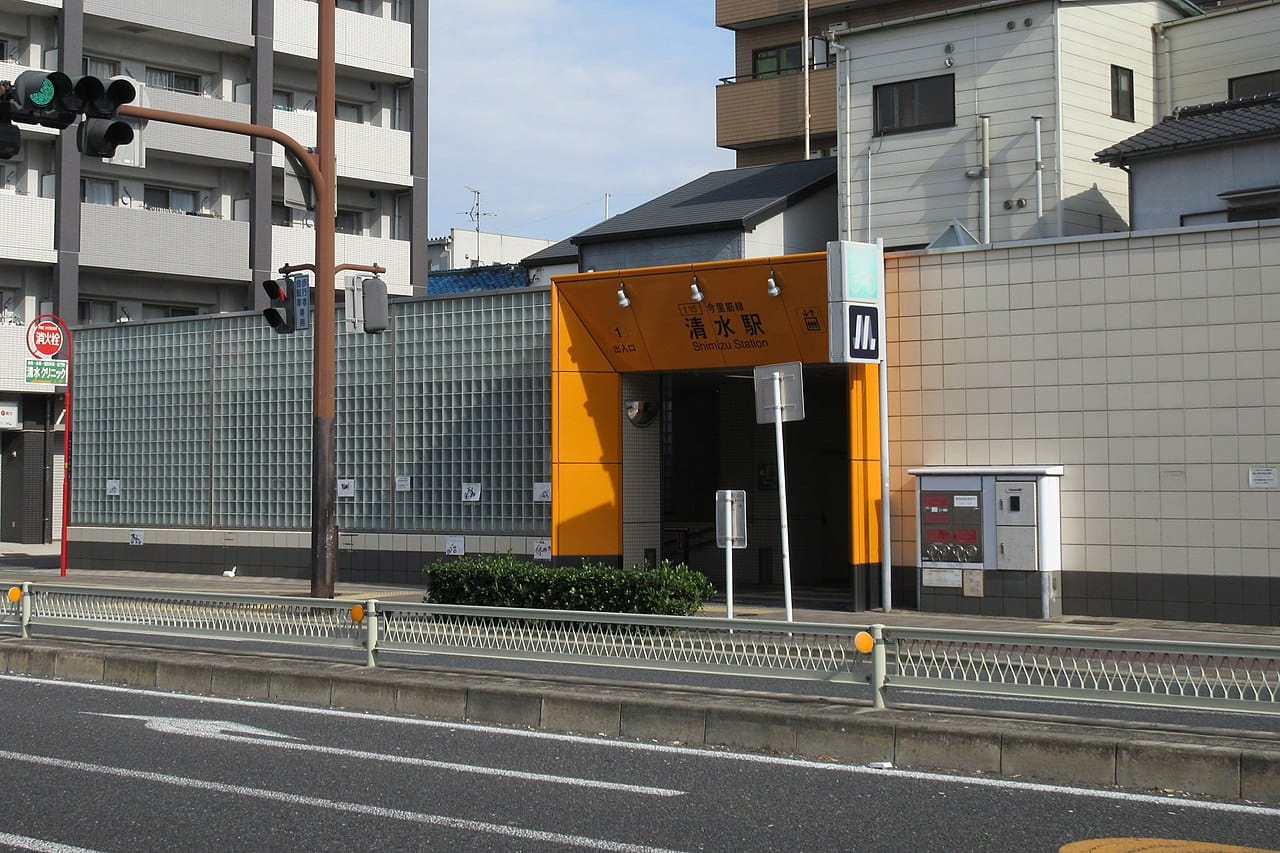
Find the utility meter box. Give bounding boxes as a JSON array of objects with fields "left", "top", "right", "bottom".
[{"left": 909, "top": 466, "right": 1064, "bottom": 619}]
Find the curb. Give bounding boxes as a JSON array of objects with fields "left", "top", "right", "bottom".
[{"left": 3, "top": 637, "right": 1278, "bottom": 804}]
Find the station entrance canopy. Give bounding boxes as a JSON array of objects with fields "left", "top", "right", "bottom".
[{"left": 549, "top": 252, "right": 884, "bottom": 597}]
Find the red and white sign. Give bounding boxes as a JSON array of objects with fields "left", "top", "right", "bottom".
[{"left": 27, "top": 318, "right": 64, "bottom": 359}]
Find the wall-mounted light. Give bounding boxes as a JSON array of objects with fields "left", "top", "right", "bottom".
[
  {"left": 767, "top": 270, "right": 781, "bottom": 297},
  {"left": 690, "top": 275, "right": 704, "bottom": 303},
  {"left": 616, "top": 282, "right": 630, "bottom": 308}
]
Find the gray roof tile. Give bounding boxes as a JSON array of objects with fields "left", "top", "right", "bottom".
[{"left": 1095, "top": 94, "right": 1280, "bottom": 165}]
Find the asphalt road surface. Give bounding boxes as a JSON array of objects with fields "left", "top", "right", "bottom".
[{"left": 0, "top": 675, "right": 1277, "bottom": 852}]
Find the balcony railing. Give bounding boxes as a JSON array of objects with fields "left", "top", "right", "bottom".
[
  {"left": 84, "top": 0, "right": 252, "bottom": 46},
  {"left": 141, "top": 86, "right": 253, "bottom": 164},
  {"left": 0, "top": 193, "right": 55, "bottom": 264},
  {"left": 716, "top": 64, "right": 836, "bottom": 149},
  {"left": 274, "top": 0, "right": 412, "bottom": 76},
  {"left": 80, "top": 204, "right": 250, "bottom": 281},
  {"left": 272, "top": 108, "right": 412, "bottom": 186}
]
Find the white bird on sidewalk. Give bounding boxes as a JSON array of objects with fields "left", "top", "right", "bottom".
[{"left": 222, "top": 566, "right": 237, "bottom": 578}]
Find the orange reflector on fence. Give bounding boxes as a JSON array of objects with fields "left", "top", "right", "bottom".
[
  {"left": 7, "top": 586, "right": 21, "bottom": 604},
  {"left": 350, "top": 604, "right": 365, "bottom": 623},
  {"left": 854, "top": 631, "right": 874, "bottom": 654}
]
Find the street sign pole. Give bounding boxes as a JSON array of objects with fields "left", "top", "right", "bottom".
[
  {"left": 773, "top": 370, "right": 794, "bottom": 623},
  {"left": 715, "top": 489, "right": 747, "bottom": 620}
]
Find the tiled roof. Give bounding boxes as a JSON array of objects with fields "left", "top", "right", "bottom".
[
  {"left": 1095, "top": 93, "right": 1280, "bottom": 165},
  {"left": 520, "top": 236, "right": 578, "bottom": 267},
  {"left": 427, "top": 264, "right": 528, "bottom": 295},
  {"left": 570, "top": 157, "right": 837, "bottom": 246}
]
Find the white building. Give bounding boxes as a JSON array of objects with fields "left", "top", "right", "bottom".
[{"left": 0, "top": 0, "right": 425, "bottom": 542}]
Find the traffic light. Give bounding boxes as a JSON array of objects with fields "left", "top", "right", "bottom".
[
  {"left": 75, "top": 75, "right": 136, "bottom": 158},
  {"left": 262, "top": 276, "right": 310, "bottom": 334},
  {"left": 361, "top": 276, "right": 388, "bottom": 334},
  {"left": 4, "top": 70, "right": 80, "bottom": 128},
  {"left": 262, "top": 278, "right": 296, "bottom": 334}
]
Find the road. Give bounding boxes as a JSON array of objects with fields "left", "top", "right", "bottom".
[{"left": 0, "top": 675, "right": 1277, "bottom": 852}]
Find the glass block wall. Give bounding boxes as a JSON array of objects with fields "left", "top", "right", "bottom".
[{"left": 71, "top": 289, "right": 551, "bottom": 535}]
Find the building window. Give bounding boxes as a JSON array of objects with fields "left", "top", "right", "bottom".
[
  {"left": 78, "top": 299, "right": 116, "bottom": 325},
  {"left": 144, "top": 185, "right": 200, "bottom": 214},
  {"left": 392, "top": 83, "right": 410, "bottom": 130},
  {"left": 393, "top": 191, "right": 410, "bottom": 240},
  {"left": 1229, "top": 69, "right": 1280, "bottom": 99},
  {"left": 141, "top": 303, "right": 199, "bottom": 320},
  {"left": 1227, "top": 204, "right": 1280, "bottom": 222},
  {"left": 83, "top": 56, "right": 119, "bottom": 78},
  {"left": 753, "top": 44, "right": 802, "bottom": 79},
  {"left": 336, "top": 100, "right": 363, "bottom": 123},
  {"left": 873, "top": 74, "right": 955, "bottom": 135},
  {"left": 1111, "top": 65, "right": 1134, "bottom": 121},
  {"left": 80, "top": 177, "right": 117, "bottom": 205},
  {"left": 273, "top": 90, "right": 294, "bottom": 111},
  {"left": 146, "top": 67, "right": 201, "bottom": 95},
  {"left": 336, "top": 0, "right": 363, "bottom": 10},
  {"left": 335, "top": 209, "right": 362, "bottom": 235},
  {"left": 272, "top": 202, "right": 293, "bottom": 227}
]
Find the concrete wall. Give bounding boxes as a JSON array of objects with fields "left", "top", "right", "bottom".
[
  {"left": 886, "top": 221, "right": 1280, "bottom": 623},
  {"left": 1130, "top": 141, "right": 1280, "bottom": 229}
]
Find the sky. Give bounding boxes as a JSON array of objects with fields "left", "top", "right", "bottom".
[{"left": 427, "top": 1, "right": 736, "bottom": 244}]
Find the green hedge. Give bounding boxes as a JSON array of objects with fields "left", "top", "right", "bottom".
[{"left": 422, "top": 554, "right": 715, "bottom": 616}]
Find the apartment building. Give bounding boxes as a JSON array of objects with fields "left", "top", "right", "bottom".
[{"left": 0, "top": 0, "right": 426, "bottom": 542}]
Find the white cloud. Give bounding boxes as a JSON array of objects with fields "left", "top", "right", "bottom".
[{"left": 428, "top": 1, "right": 735, "bottom": 242}]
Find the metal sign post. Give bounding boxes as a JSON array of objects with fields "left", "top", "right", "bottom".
[
  {"left": 715, "top": 489, "right": 747, "bottom": 619},
  {"left": 753, "top": 362, "right": 805, "bottom": 622}
]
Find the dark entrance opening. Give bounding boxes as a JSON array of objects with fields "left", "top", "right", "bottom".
[{"left": 660, "top": 365, "right": 852, "bottom": 610}]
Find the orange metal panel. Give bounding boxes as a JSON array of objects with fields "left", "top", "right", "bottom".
[
  {"left": 555, "top": 371, "right": 621, "bottom": 465},
  {"left": 553, "top": 284, "right": 614, "bottom": 374},
  {"left": 553, "top": 463, "right": 622, "bottom": 556},
  {"left": 555, "top": 256, "right": 830, "bottom": 372},
  {"left": 847, "top": 366, "right": 882, "bottom": 565}
]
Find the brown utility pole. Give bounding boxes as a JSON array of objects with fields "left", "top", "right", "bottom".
[{"left": 120, "top": 0, "right": 342, "bottom": 598}]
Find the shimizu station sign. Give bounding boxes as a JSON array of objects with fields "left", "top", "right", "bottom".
[{"left": 554, "top": 255, "right": 832, "bottom": 371}]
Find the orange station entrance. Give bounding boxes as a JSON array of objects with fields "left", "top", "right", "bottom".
[{"left": 551, "top": 252, "right": 886, "bottom": 606}]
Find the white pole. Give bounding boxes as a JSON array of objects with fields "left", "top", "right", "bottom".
[
  {"left": 877, "top": 238, "right": 892, "bottom": 613},
  {"left": 803, "top": 0, "right": 811, "bottom": 160},
  {"left": 774, "top": 371, "right": 794, "bottom": 622},
  {"left": 723, "top": 494, "right": 735, "bottom": 620},
  {"left": 980, "top": 115, "right": 991, "bottom": 244},
  {"left": 1032, "top": 115, "right": 1044, "bottom": 238}
]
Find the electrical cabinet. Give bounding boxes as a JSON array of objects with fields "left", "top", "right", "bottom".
[{"left": 909, "top": 466, "right": 1065, "bottom": 619}]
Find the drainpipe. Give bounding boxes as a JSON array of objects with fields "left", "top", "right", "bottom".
[
  {"left": 803, "top": 0, "right": 811, "bottom": 160},
  {"left": 831, "top": 37, "right": 852, "bottom": 238},
  {"left": 1032, "top": 115, "right": 1045, "bottom": 238},
  {"left": 980, "top": 114, "right": 991, "bottom": 244}
]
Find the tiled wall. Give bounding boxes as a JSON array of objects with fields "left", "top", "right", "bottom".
[{"left": 886, "top": 222, "right": 1280, "bottom": 622}]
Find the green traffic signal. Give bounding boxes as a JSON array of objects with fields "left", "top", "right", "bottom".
[{"left": 29, "top": 78, "right": 54, "bottom": 107}]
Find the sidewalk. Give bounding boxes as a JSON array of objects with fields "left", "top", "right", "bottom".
[{"left": 3, "top": 545, "right": 1278, "bottom": 647}]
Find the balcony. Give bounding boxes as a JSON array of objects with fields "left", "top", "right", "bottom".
[
  {"left": 274, "top": 0, "right": 412, "bottom": 77},
  {"left": 716, "top": 66, "right": 836, "bottom": 150},
  {"left": 80, "top": 204, "right": 250, "bottom": 281},
  {"left": 85, "top": 0, "right": 252, "bottom": 46},
  {"left": 0, "top": 193, "right": 56, "bottom": 264},
  {"left": 0, "top": 326, "right": 55, "bottom": 396},
  {"left": 272, "top": 108, "right": 412, "bottom": 187},
  {"left": 271, "top": 226, "right": 412, "bottom": 296},
  {"left": 141, "top": 86, "right": 253, "bottom": 164},
  {"left": 716, "top": 0, "right": 882, "bottom": 29}
]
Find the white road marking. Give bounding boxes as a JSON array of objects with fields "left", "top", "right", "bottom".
[
  {"left": 5, "top": 673, "right": 1280, "bottom": 818},
  {"left": 84, "top": 712, "right": 683, "bottom": 797},
  {"left": 0, "top": 833, "right": 103, "bottom": 853},
  {"left": 0, "top": 748, "right": 683, "bottom": 853}
]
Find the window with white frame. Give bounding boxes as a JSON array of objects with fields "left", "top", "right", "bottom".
[
  {"left": 78, "top": 299, "right": 117, "bottom": 325},
  {"left": 80, "top": 177, "right": 117, "bottom": 205},
  {"left": 144, "top": 185, "right": 200, "bottom": 214},
  {"left": 83, "top": 56, "right": 120, "bottom": 78},
  {"left": 146, "top": 66, "right": 201, "bottom": 95},
  {"left": 272, "top": 202, "right": 293, "bottom": 227},
  {"left": 335, "top": 209, "right": 362, "bottom": 235},
  {"left": 1229, "top": 69, "right": 1280, "bottom": 100},
  {"left": 336, "top": 100, "right": 363, "bottom": 123},
  {"left": 273, "top": 90, "right": 294, "bottom": 111}
]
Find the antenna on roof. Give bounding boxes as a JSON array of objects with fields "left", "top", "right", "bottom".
[{"left": 461, "top": 186, "right": 497, "bottom": 265}]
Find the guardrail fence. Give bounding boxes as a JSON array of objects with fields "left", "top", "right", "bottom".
[{"left": 3, "top": 582, "right": 1278, "bottom": 716}]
